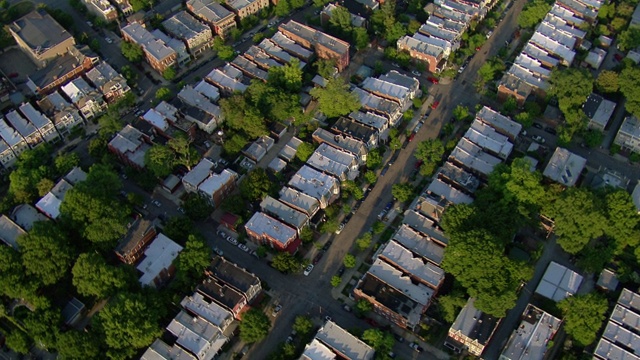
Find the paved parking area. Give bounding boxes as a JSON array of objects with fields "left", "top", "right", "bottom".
[{"left": 0, "top": 48, "right": 37, "bottom": 84}]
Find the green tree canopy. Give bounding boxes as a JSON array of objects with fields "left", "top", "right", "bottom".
[
  {"left": 518, "top": 0, "right": 552, "bottom": 28},
  {"left": 155, "top": 87, "right": 173, "bottom": 101},
  {"left": 343, "top": 254, "right": 356, "bottom": 268},
  {"left": 144, "top": 145, "right": 175, "bottom": 178},
  {"left": 182, "top": 193, "right": 214, "bottom": 221},
  {"left": 603, "top": 190, "right": 640, "bottom": 251},
  {"left": 239, "top": 309, "right": 271, "bottom": 343},
  {"left": 352, "top": 27, "right": 370, "bottom": 50},
  {"left": 5, "top": 330, "right": 31, "bottom": 354},
  {"left": 558, "top": 293, "right": 608, "bottom": 347},
  {"left": 54, "top": 152, "right": 80, "bottom": 175},
  {"left": 366, "top": 148, "right": 383, "bottom": 170},
  {"left": 310, "top": 78, "right": 360, "bottom": 118},
  {"left": 120, "top": 41, "right": 144, "bottom": 62},
  {"left": 293, "top": 315, "right": 314, "bottom": 335},
  {"left": 268, "top": 59, "right": 303, "bottom": 93},
  {"left": 356, "top": 298, "right": 372, "bottom": 314},
  {"left": 356, "top": 232, "right": 372, "bottom": 251},
  {"left": 213, "top": 37, "right": 236, "bottom": 61},
  {"left": 438, "top": 291, "right": 468, "bottom": 323},
  {"left": 295, "top": 141, "right": 315, "bottom": 162},
  {"left": 18, "top": 222, "right": 74, "bottom": 286},
  {"left": 392, "top": 183, "right": 415, "bottom": 203},
  {"left": 162, "top": 66, "right": 176, "bottom": 81},
  {"left": 414, "top": 139, "right": 444, "bottom": 163},
  {"left": 56, "top": 330, "right": 101, "bottom": 360},
  {"left": 619, "top": 67, "right": 640, "bottom": 119},
  {"left": 330, "top": 275, "right": 342, "bottom": 287},
  {"left": 618, "top": 26, "right": 640, "bottom": 52},
  {"left": 162, "top": 216, "right": 194, "bottom": 243},
  {"left": 362, "top": 329, "right": 395, "bottom": 355},
  {"left": 595, "top": 70, "right": 619, "bottom": 93},
  {"left": 168, "top": 135, "right": 199, "bottom": 170},
  {"left": 94, "top": 292, "right": 164, "bottom": 359},
  {"left": 272, "top": 252, "right": 302, "bottom": 273},
  {"left": 72, "top": 253, "right": 133, "bottom": 298},
  {"left": 240, "top": 168, "right": 273, "bottom": 201},
  {"left": 174, "top": 234, "right": 212, "bottom": 285},
  {"left": 22, "top": 307, "right": 62, "bottom": 349},
  {"left": 220, "top": 94, "right": 269, "bottom": 138},
  {"left": 275, "top": 0, "right": 290, "bottom": 16},
  {"left": 548, "top": 68, "right": 593, "bottom": 137}
]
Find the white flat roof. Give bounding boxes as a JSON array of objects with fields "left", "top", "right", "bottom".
[
  {"left": 137, "top": 233, "right": 183, "bottom": 286},
  {"left": 529, "top": 32, "right": 575, "bottom": 64},
  {"left": 278, "top": 186, "right": 320, "bottom": 215},
  {"left": 142, "top": 339, "right": 197, "bottom": 360},
  {"left": 245, "top": 211, "right": 297, "bottom": 246},
  {"left": 288, "top": 165, "right": 338, "bottom": 203},
  {"left": 514, "top": 53, "right": 552, "bottom": 78},
  {"left": 426, "top": 178, "right": 474, "bottom": 205},
  {"left": 391, "top": 224, "right": 445, "bottom": 265},
  {"left": 349, "top": 110, "right": 388, "bottom": 131},
  {"left": 500, "top": 305, "right": 561, "bottom": 360},
  {"left": 368, "top": 259, "right": 434, "bottom": 305},
  {"left": 351, "top": 87, "right": 400, "bottom": 117},
  {"left": 315, "top": 321, "right": 375, "bottom": 360},
  {"left": 522, "top": 43, "right": 561, "bottom": 68},
  {"left": 194, "top": 80, "right": 221, "bottom": 102},
  {"left": 19, "top": 102, "right": 52, "bottom": 130},
  {"left": 397, "top": 35, "right": 445, "bottom": 58},
  {"left": 307, "top": 150, "right": 350, "bottom": 180},
  {"left": 379, "top": 242, "right": 444, "bottom": 288},
  {"left": 198, "top": 169, "right": 237, "bottom": 196},
  {"left": 542, "top": 147, "right": 586, "bottom": 186},
  {"left": 6, "top": 110, "right": 37, "bottom": 139},
  {"left": 166, "top": 310, "right": 227, "bottom": 359},
  {"left": 143, "top": 109, "right": 169, "bottom": 131},
  {"left": 301, "top": 338, "right": 337, "bottom": 360},
  {"left": 180, "top": 292, "right": 233, "bottom": 330},
  {"left": 594, "top": 338, "right": 640, "bottom": 360},
  {"left": 465, "top": 119, "right": 513, "bottom": 159},
  {"left": 602, "top": 321, "right": 640, "bottom": 354},
  {"left": 534, "top": 261, "right": 583, "bottom": 302},
  {"left": 450, "top": 138, "right": 502, "bottom": 176},
  {"left": 0, "top": 215, "right": 25, "bottom": 250},
  {"left": 618, "top": 288, "right": 640, "bottom": 313},
  {"left": 183, "top": 158, "right": 215, "bottom": 189},
  {"left": 362, "top": 77, "right": 411, "bottom": 103},
  {"left": 536, "top": 22, "right": 578, "bottom": 49},
  {"left": 260, "top": 195, "right": 309, "bottom": 230},
  {"left": 0, "top": 117, "right": 24, "bottom": 147},
  {"left": 178, "top": 85, "right": 222, "bottom": 118}
]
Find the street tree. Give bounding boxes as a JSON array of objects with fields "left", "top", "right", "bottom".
[
  {"left": 22, "top": 307, "right": 62, "bottom": 349},
  {"left": 295, "top": 141, "right": 315, "bottom": 162},
  {"left": 174, "top": 234, "right": 212, "bottom": 285},
  {"left": 72, "top": 253, "right": 133, "bottom": 298},
  {"left": 319, "top": 218, "right": 339, "bottom": 234},
  {"left": 239, "top": 309, "right": 271, "bottom": 343},
  {"left": 272, "top": 252, "right": 301, "bottom": 273},
  {"left": 5, "top": 331, "right": 31, "bottom": 355},
  {"left": 275, "top": 0, "right": 290, "bottom": 16},
  {"left": 310, "top": 78, "right": 360, "bottom": 118},
  {"left": 168, "top": 135, "right": 199, "bottom": 170},
  {"left": 356, "top": 298, "right": 372, "bottom": 314},
  {"left": 558, "top": 293, "right": 608, "bottom": 347},
  {"left": 619, "top": 67, "right": 640, "bottom": 119},
  {"left": 330, "top": 275, "right": 342, "bottom": 287},
  {"left": 356, "top": 232, "right": 372, "bottom": 251},
  {"left": 548, "top": 68, "right": 593, "bottom": 137},
  {"left": 240, "top": 168, "right": 272, "bottom": 201},
  {"left": 94, "top": 292, "right": 164, "bottom": 360},
  {"left": 268, "top": 59, "right": 303, "bottom": 93},
  {"left": 220, "top": 94, "right": 269, "bottom": 138},
  {"left": 518, "top": 0, "right": 552, "bottom": 28},
  {"left": 144, "top": 145, "right": 175, "bottom": 178},
  {"left": 329, "top": 6, "right": 352, "bottom": 35},
  {"left": 18, "top": 221, "right": 74, "bottom": 286},
  {"left": 414, "top": 139, "right": 444, "bottom": 163},
  {"left": 595, "top": 70, "right": 619, "bottom": 94},
  {"left": 352, "top": 27, "right": 370, "bottom": 50},
  {"left": 618, "top": 26, "right": 640, "bottom": 52},
  {"left": 182, "top": 193, "right": 213, "bottom": 221},
  {"left": 56, "top": 330, "right": 101, "bottom": 360},
  {"left": 293, "top": 316, "right": 314, "bottom": 335},
  {"left": 453, "top": 105, "right": 470, "bottom": 122},
  {"left": 54, "top": 152, "right": 80, "bottom": 175},
  {"left": 438, "top": 291, "right": 468, "bottom": 323},
  {"left": 155, "top": 87, "right": 172, "bottom": 101},
  {"left": 120, "top": 41, "right": 143, "bottom": 63},
  {"left": 162, "top": 216, "right": 194, "bottom": 243},
  {"left": 162, "top": 66, "right": 176, "bottom": 81},
  {"left": 362, "top": 329, "right": 395, "bottom": 354},
  {"left": 366, "top": 148, "right": 383, "bottom": 170},
  {"left": 392, "top": 182, "right": 415, "bottom": 203},
  {"left": 364, "top": 170, "right": 377, "bottom": 184},
  {"left": 213, "top": 37, "right": 236, "bottom": 61},
  {"left": 343, "top": 254, "right": 357, "bottom": 268},
  {"left": 223, "top": 134, "right": 249, "bottom": 155}
]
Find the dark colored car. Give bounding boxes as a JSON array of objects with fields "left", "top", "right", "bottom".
[
  {"left": 313, "top": 251, "right": 324, "bottom": 264},
  {"left": 322, "top": 241, "right": 332, "bottom": 251},
  {"left": 544, "top": 126, "right": 557, "bottom": 135},
  {"left": 532, "top": 123, "right": 543, "bottom": 129},
  {"left": 385, "top": 201, "right": 394, "bottom": 210},
  {"left": 380, "top": 165, "right": 390, "bottom": 176},
  {"left": 365, "top": 318, "right": 380, "bottom": 327},
  {"left": 614, "top": 53, "right": 624, "bottom": 61},
  {"left": 338, "top": 266, "right": 345, "bottom": 276}
]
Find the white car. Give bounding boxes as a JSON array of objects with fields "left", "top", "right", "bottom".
[
  {"left": 303, "top": 264, "right": 314, "bottom": 276},
  {"left": 105, "top": 37, "right": 113, "bottom": 44},
  {"left": 152, "top": 200, "right": 162, "bottom": 207},
  {"left": 411, "top": 70, "right": 421, "bottom": 76},
  {"left": 272, "top": 304, "right": 282, "bottom": 317},
  {"left": 532, "top": 135, "right": 546, "bottom": 144},
  {"left": 226, "top": 236, "right": 238, "bottom": 245},
  {"left": 335, "top": 223, "right": 345, "bottom": 234},
  {"left": 238, "top": 243, "right": 250, "bottom": 252}
]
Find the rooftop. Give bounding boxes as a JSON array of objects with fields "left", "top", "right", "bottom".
[
  {"left": 388, "top": 226, "right": 444, "bottom": 265},
  {"left": 162, "top": 11, "right": 209, "bottom": 41},
  {"left": 475, "top": 107, "right": 522, "bottom": 140},
  {"left": 180, "top": 292, "right": 234, "bottom": 330},
  {"left": 197, "top": 276, "right": 245, "bottom": 310},
  {"left": 6, "top": 110, "right": 38, "bottom": 139},
  {"left": 450, "top": 138, "right": 503, "bottom": 176},
  {"left": 594, "top": 338, "right": 640, "bottom": 360},
  {"left": 549, "top": 3, "right": 585, "bottom": 27},
  {"left": 183, "top": 158, "right": 216, "bottom": 189},
  {"left": 244, "top": 46, "right": 285, "bottom": 70},
  {"left": 402, "top": 210, "right": 449, "bottom": 246},
  {"left": 529, "top": 32, "right": 575, "bottom": 65},
  {"left": 141, "top": 339, "right": 197, "bottom": 360},
  {"left": 583, "top": 93, "right": 616, "bottom": 128},
  {"left": 514, "top": 53, "right": 552, "bottom": 78},
  {"left": 505, "top": 63, "right": 551, "bottom": 90},
  {"left": 121, "top": 23, "right": 176, "bottom": 61},
  {"left": 450, "top": 298, "right": 500, "bottom": 348},
  {"left": 178, "top": 86, "right": 222, "bottom": 118},
  {"left": 534, "top": 261, "right": 583, "bottom": 302},
  {"left": 206, "top": 68, "right": 248, "bottom": 93},
  {"left": 8, "top": 10, "right": 73, "bottom": 56},
  {"left": 260, "top": 195, "right": 309, "bottom": 230},
  {"left": 226, "top": 0, "right": 262, "bottom": 11},
  {"left": 602, "top": 320, "right": 640, "bottom": 354},
  {"left": 0, "top": 215, "right": 26, "bottom": 250},
  {"left": 307, "top": 149, "right": 351, "bottom": 181},
  {"left": 278, "top": 136, "right": 303, "bottom": 162},
  {"left": 10, "top": 204, "right": 48, "bottom": 231},
  {"left": 349, "top": 110, "right": 388, "bottom": 131},
  {"left": 436, "top": 161, "right": 480, "bottom": 194},
  {"left": 536, "top": 21, "right": 578, "bottom": 49},
  {"left": 187, "top": 0, "right": 234, "bottom": 23},
  {"left": 379, "top": 70, "right": 420, "bottom": 92},
  {"left": 278, "top": 186, "right": 321, "bottom": 216},
  {"left": 618, "top": 288, "right": 640, "bottom": 313},
  {"left": 426, "top": 178, "right": 474, "bottom": 205},
  {"left": 245, "top": 212, "right": 297, "bottom": 246},
  {"left": 278, "top": 20, "right": 350, "bottom": 56},
  {"left": 357, "top": 273, "right": 423, "bottom": 326},
  {"left": 193, "top": 80, "right": 221, "bottom": 102},
  {"left": 208, "top": 255, "right": 260, "bottom": 295},
  {"left": 19, "top": 102, "right": 52, "bottom": 130},
  {"left": 368, "top": 258, "right": 434, "bottom": 305},
  {"left": 465, "top": 119, "right": 514, "bottom": 159},
  {"left": 543, "top": 13, "right": 587, "bottom": 39},
  {"left": 500, "top": 304, "right": 561, "bottom": 360},
  {"left": 0, "top": 118, "right": 24, "bottom": 147},
  {"left": 265, "top": 34, "right": 314, "bottom": 61},
  {"left": 166, "top": 310, "right": 227, "bottom": 360},
  {"left": 542, "top": 147, "right": 587, "bottom": 186},
  {"left": 198, "top": 169, "right": 237, "bottom": 196},
  {"left": 288, "top": 165, "right": 339, "bottom": 203},
  {"left": 331, "top": 117, "right": 377, "bottom": 145},
  {"left": 315, "top": 320, "right": 375, "bottom": 360},
  {"left": 312, "top": 128, "right": 368, "bottom": 160},
  {"left": 231, "top": 55, "right": 268, "bottom": 81},
  {"left": 137, "top": 233, "right": 183, "bottom": 286},
  {"left": 397, "top": 35, "right": 445, "bottom": 58},
  {"left": 596, "top": 268, "right": 619, "bottom": 291},
  {"left": 351, "top": 87, "right": 400, "bottom": 117},
  {"left": 300, "top": 338, "right": 337, "bottom": 360},
  {"left": 35, "top": 179, "right": 73, "bottom": 219},
  {"left": 378, "top": 243, "right": 445, "bottom": 288},
  {"left": 522, "top": 43, "right": 561, "bottom": 68},
  {"left": 60, "top": 77, "right": 94, "bottom": 104}
]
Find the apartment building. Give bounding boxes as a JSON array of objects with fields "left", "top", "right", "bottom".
[
  {"left": 61, "top": 77, "right": 107, "bottom": 121},
  {"left": 244, "top": 211, "right": 300, "bottom": 253},
  {"left": 25, "top": 45, "right": 98, "bottom": 96},
  {"left": 445, "top": 298, "right": 500, "bottom": 356},
  {"left": 278, "top": 20, "right": 350, "bottom": 71},
  {"left": 18, "top": 102, "right": 59, "bottom": 143},
  {"left": 594, "top": 288, "right": 640, "bottom": 360},
  {"left": 5, "top": 109, "right": 42, "bottom": 148},
  {"left": 288, "top": 165, "right": 340, "bottom": 209},
  {"left": 137, "top": 233, "right": 183, "bottom": 287},
  {"left": 165, "top": 310, "right": 228, "bottom": 359},
  {"left": 302, "top": 321, "right": 375, "bottom": 360},
  {"left": 107, "top": 124, "right": 151, "bottom": 170},
  {"left": 121, "top": 23, "right": 177, "bottom": 72},
  {"left": 449, "top": 137, "right": 503, "bottom": 179},
  {"left": 197, "top": 169, "right": 238, "bottom": 208},
  {"left": 499, "top": 305, "right": 561, "bottom": 360},
  {"left": 183, "top": 158, "right": 217, "bottom": 193},
  {"left": 82, "top": 0, "right": 118, "bottom": 22},
  {"left": 163, "top": 11, "right": 214, "bottom": 57},
  {"left": 225, "top": 0, "right": 269, "bottom": 20},
  {"left": 312, "top": 128, "right": 368, "bottom": 165},
  {"left": 187, "top": 0, "right": 237, "bottom": 39},
  {"left": 584, "top": 93, "right": 616, "bottom": 131},
  {"left": 475, "top": 106, "right": 522, "bottom": 141},
  {"left": 351, "top": 87, "right": 402, "bottom": 126},
  {"left": 177, "top": 85, "right": 223, "bottom": 134},
  {"left": 207, "top": 256, "right": 262, "bottom": 303},
  {"left": 0, "top": 138, "right": 16, "bottom": 170},
  {"left": 85, "top": 61, "right": 131, "bottom": 103},
  {"left": 0, "top": 117, "right": 28, "bottom": 162},
  {"left": 205, "top": 65, "right": 247, "bottom": 95},
  {"left": 260, "top": 196, "right": 309, "bottom": 234},
  {"left": 278, "top": 186, "right": 321, "bottom": 218},
  {"left": 262, "top": 34, "right": 314, "bottom": 63},
  {"left": 115, "top": 218, "right": 158, "bottom": 264}
]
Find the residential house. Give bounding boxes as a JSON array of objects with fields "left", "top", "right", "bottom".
[
  {"left": 303, "top": 320, "right": 375, "bottom": 360},
  {"left": 0, "top": 215, "right": 26, "bottom": 250},
  {"left": 197, "top": 274, "right": 248, "bottom": 319},
  {"left": 312, "top": 128, "right": 368, "bottom": 165},
  {"left": 320, "top": 3, "right": 367, "bottom": 28},
  {"left": 177, "top": 86, "right": 223, "bottom": 134},
  {"left": 449, "top": 137, "right": 503, "bottom": 178},
  {"left": 163, "top": 12, "right": 213, "bottom": 57},
  {"left": 231, "top": 55, "right": 268, "bottom": 81},
  {"left": 141, "top": 339, "right": 197, "bottom": 360},
  {"left": 107, "top": 124, "right": 151, "bottom": 169},
  {"left": 36, "top": 91, "right": 84, "bottom": 137},
  {"left": 397, "top": 35, "right": 446, "bottom": 73},
  {"left": 244, "top": 46, "right": 284, "bottom": 70},
  {"left": 278, "top": 136, "right": 302, "bottom": 162},
  {"left": 166, "top": 310, "right": 228, "bottom": 360},
  {"left": 542, "top": 147, "right": 587, "bottom": 187},
  {"left": 137, "top": 233, "right": 183, "bottom": 287},
  {"left": 152, "top": 29, "right": 191, "bottom": 67},
  {"left": 0, "top": 138, "right": 16, "bottom": 170},
  {"left": 194, "top": 80, "right": 221, "bottom": 102},
  {"left": 85, "top": 61, "right": 131, "bottom": 103},
  {"left": 375, "top": 243, "right": 445, "bottom": 290},
  {"left": 5, "top": 110, "right": 42, "bottom": 148},
  {"left": 205, "top": 65, "right": 247, "bottom": 95},
  {"left": 225, "top": 0, "right": 269, "bottom": 20},
  {"left": 361, "top": 76, "right": 413, "bottom": 111},
  {"left": 614, "top": 116, "right": 640, "bottom": 153},
  {"left": 278, "top": 186, "right": 321, "bottom": 218},
  {"left": 331, "top": 117, "right": 378, "bottom": 148},
  {"left": 114, "top": 0, "right": 134, "bottom": 15},
  {"left": 278, "top": 20, "right": 351, "bottom": 71},
  {"left": 260, "top": 196, "right": 309, "bottom": 234},
  {"left": 10, "top": 204, "right": 48, "bottom": 231},
  {"left": 206, "top": 256, "right": 262, "bottom": 303},
  {"left": 464, "top": 119, "right": 514, "bottom": 160},
  {"left": 426, "top": 178, "right": 474, "bottom": 205},
  {"left": 197, "top": 169, "right": 238, "bottom": 208},
  {"left": 18, "top": 102, "right": 59, "bottom": 143},
  {"left": 387, "top": 225, "right": 445, "bottom": 266},
  {"left": 260, "top": 35, "right": 313, "bottom": 64},
  {"left": 60, "top": 77, "right": 107, "bottom": 121},
  {"left": 121, "top": 23, "right": 177, "bottom": 72},
  {"left": 82, "top": 0, "right": 118, "bottom": 22},
  {"left": 288, "top": 165, "right": 340, "bottom": 209},
  {"left": 242, "top": 136, "right": 275, "bottom": 163},
  {"left": 35, "top": 175, "right": 78, "bottom": 219},
  {"left": 435, "top": 161, "right": 480, "bottom": 195},
  {"left": 245, "top": 212, "right": 300, "bottom": 253},
  {"left": 183, "top": 158, "right": 216, "bottom": 193},
  {"left": 499, "top": 305, "right": 561, "bottom": 360},
  {"left": 402, "top": 210, "right": 449, "bottom": 247},
  {"left": 180, "top": 292, "right": 234, "bottom": 333},
  {"left": 534, "top": 261, "right": 583, "bottom": 302},
  {"left": 349, "top": 110, "right": 389, "bottom": 141},
  {"left": 187, "top": 0, "right": 237, "bottom": 39},
  {"left": 594, "top": 288, "right": 640, "bottom": 360},
  {"left": 8, "top": 10, "right": 76, "bottom": 67},
  {"left": 475, "top": 106, "right": 522, "bottom": 142},
  {"left": 351, "top": 87, "right": 402, "bottom": 126},
  {"left": 0, "top": 118, "right": 28, "bottom": 165},
  {"left": 25, "top": 45, "right": 98, "bottom": 96},
  {"left": 115, "top": 218, "right": 158, "bottom": 264},
  {"left": 556, "top": 0, "right": 600, "bottom": 22},
  {"left": 445, "top": 298, "right": 500, "bottom": 356},
  {"left": 312, "top": 142, "right": 359, "bottom": 176},
  {"left": 584, "top": 93, "right": 616, "bottom": 131}
]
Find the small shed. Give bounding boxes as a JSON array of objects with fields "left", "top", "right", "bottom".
[
  {"left": 62, "top": 297, "right": 85, "bottom": 326},
  {"left": 268, "top": 158, "right": 287, "bottom": 173},
  {"left": 596, "top": 268, "right": 619, "bottom": 291}
]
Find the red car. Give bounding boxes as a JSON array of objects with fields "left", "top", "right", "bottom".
[
  {"left": 427, "top": 76, "right": 439, "bottom": 84},
  {"left": 7, "top": 73, "right": 18, "bottom": 78},
  {"left": 614, "top": 53, "right": 624, "bottom": 62},
  {"left": 431, "top": 101, "right": 440, "bottom": 109},
  {"left": 414, "top": 160, "right": 423, "bottom": 169},
  {"left": 407, "top": 133, "right": 416, "bottom": 142},
  {"left": 365, "top": 318, "right": 380, "bottom": 327}
]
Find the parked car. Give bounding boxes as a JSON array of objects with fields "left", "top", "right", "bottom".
[
  {"left": 218, "top": 159, "right": 229, "bottom": 167},
  {"left": 152, "top": 200, "right": 162, "bottom": 207},
  {"left": 343, "top": 304, "right": 352, "bottom": 312},
  {"left": 335, "top": 222, "right": 345, "bottom": 234},
  {"left": 394, "top": 334, "right": 405, "bottom": 343},
  {"left": 105, "top": 37, "right": 113, "bottom": 44},
  {"left": 217, "top": 230, "right": 228, "bottom": 238},
  {"left": 409, "top": 342, "right": 423, "bottom": 352},
  {"left": 413, "top": 122, "right": 423, "bottom": 133},
  {"left": 226, "top": 236, "right": 238, "bottom": 245},
  {"left": 427, "top": 76, "right": 439, "bottom": 84},
  {"left": 238, "top": 243, "right": 250, "bottom": 252},
  {"left": 458, "top": 65, "right": 466, "bottom": 74},
  {"left": 431, "top": 101, "right": 440, "bottom": 109},
  {"left": 313, "top": 251, "right": 324, "bottom": 265},
  {"left": 323, "top": 240, "right": 333, "bottom": 251},
  {"left": 303, "top": 264, "right": 314, "bottom": 276},
  {"left": 391, "top": 62, "right": 400, "bottom": 68},
  {"left": 411, "top": 70, "right": 421, "bottom": 76},
  {"left": 213, "top": 247, "right": 223, "bottom": 256},
  {"left": 7, "top": 72, "right": 18, "bottom": 78},
  {"left": 177, "top": 207, "right": 186, "bottom": 214},
  {"left": 385, "top": 201, "right": 394, "bottom": 211},
  {"left": 378, "top": 209, "right": 388, "bottom": 220},
  {"left": 272, "top": 304, "right": 282, "bottom": 317},
  {"left": 324, "top": 315, "right": 332, "bottom": 322},
  {"left": 532, "top": 122, "right": 543, "bottom": 129},
  {"left": 532, "top": 135, "right": 546, "bottom": 144},
  {"left": 365, "top": 318, "right": 380, "bottom": 327},
  {"left": 544, "top": 126, "right": 557, "bottom": 135},
  {"left": 380, "top": 165, "right": 390, "bottom": 176},
  {"left": 338, "top": 266, "right": 345, "bottom": 276},
  {"left": 407, "top": 133, "right": 416, "bottom": 142}
]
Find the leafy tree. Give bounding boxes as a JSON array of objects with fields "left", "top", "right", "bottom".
[
  {"left": 182, "top": 193, "right": 213, "bottom": 221},
  {"left": 619, "top": 67, "right": 640, "bottom": 118},
  {"left": 18, "top": 222, "right": 74, "bottom": 286},
  {"left": 239, "top": 309, "right": 271, "bottom": 343},
  {"left": 392, "top": 182, "right": 414, "bottom": 203},
  {"left": 293, "top": 316, "right": 314, "bottom": 335},
  {"left": 353, "top": 27, "right": 370, "bottom": 50},
  {"left": 356, "top": 298, "right": 372, "bottom": 314},
  {"left": 362, "top": 329, "right": 395, "bottom": 354},
  {"left": 72, "top": 253, "right": 133, "bottom": 298},
  {"left": 497, "top": 158, "right": 547, "bottom": 218},
  {"left": 163, "top": 216, "right": 194, "bottom": 243},
  {"left": 330, "top": 275, "right": 342, "bottom": 287},
  {"left": 295, "top": 141, "right": 315, "bottom": 162},
  {"left": 54, "top": 152, "right": 80, "bottom": 175},
  {"left": 300, "top": 226, "right": 314, "bottom": 244},
  {"left": 175, "top": 234, "right": 212, "bottom": 284},
  {"left": 415, "top": 139, "right": 444, "bottom": 163},
  {"left": 56, "top": 330, "right": 101, "bottom": 360},
  {"left": 583, "top": 129, "right": 604, "bottom": 148},
  {"left": 121, "top": 65, "right": 138, "bottom": 85},
  {"left": 98, "top": 112, "right": 123, "bottom": 139},
  {"left": 213, "top": 37, "right": 235, "bottom": 61},
  {"left": 618, "top": 26, "right": 640, "bottom": 52},
  {"left": 310, "top": 78, "right": 360, "bottom": 118},
  {"left": 604, "top": 190, "right": 640, "bottom": 251},
  {"left": 313, "top": 0, "right": 331, "bottom": 7},
  {"left": 5, "top": 330, "right": 31, "bottom": 354},
  {"left": 0, "top": 246, "right": 42, "bottom": 305},
  {"left": 518, "top": 0, "right": 552, "bottom": 28},
  {"left": 356, "top": 232, "right": 372, "bottom": 251},
  {"left": 129, "top": 0, "right": 152, "bottom": 12},
  {"left": 8, "top": 145, "right": 54, "bottom": 203},
  {"left": 162, "top": 66, "right": 176, "bottom": 81},
  {"left": 558, "top": 293, "right": 608, "bottom": 346},
  {"left": 315, "top": 59, "right": 337, "bottom": 79},
  {"left": 168, "top": 135, "right": 199, "bottom": 170},
  {"left": 240, "top": 168, "right": 272, "bottom": 201},
  {"left": 319, "top": 218, "right": 340, "bottom": 234},
  {"left": 343, "top": 254, "right": 356, "bottom": 268},
  {"left": 596, "top": 70, "right": 619, "bottom": 94},
  {"left": 438, "top": 291, "right": 468, "bottom": 323},
  {"left": 220, "top": 94, "right": 268, "bottom": 138},
  {"left": 223, "top": 133, "right": 249, "bottom": 155},
  {"left": 366, "top": 148, "right": 383, "bottom": 170},
  {"left": 329, "top": 5, "right": 352, "bottom": 34},
  {"left": 22, "top": 307, "right": 61, "bottom": 349},
  {"left": 94, "top": 292, "right": 164, "bottom": 359},
  {"left": 597, "top": 2, "right": 615, "bottom": 20},
  {"left": 453, "top": 105, "right": 470, "bottom": 122},
  {"left": 364, "top": 170, "right": 377, "bottom": 184},
  {"left": 268, "top": 59, "right": 303, "bottom": 93},
  {"left": 144, "top": 145, "right": 175, "bottom": 178},
  {"left": 120, "top": 41, "right": 144, "bottom": 63},
  {"left": 275, "top": 0, "right": 291, "bottom": 16},
  {"left": 155, "top": 87, "right": 173, "bottom": 101},
  {"left": 372, "top": 221, "right": 385, "bottom": 234},
  {"left": 272, "top": 252, "right": 301, "bottom": 273},
  {"left": 37, "top": 177, "right": 54, "bottom": 196},
  {"left": 548, "top": 68, "right": 593, "bottom": 136}
]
